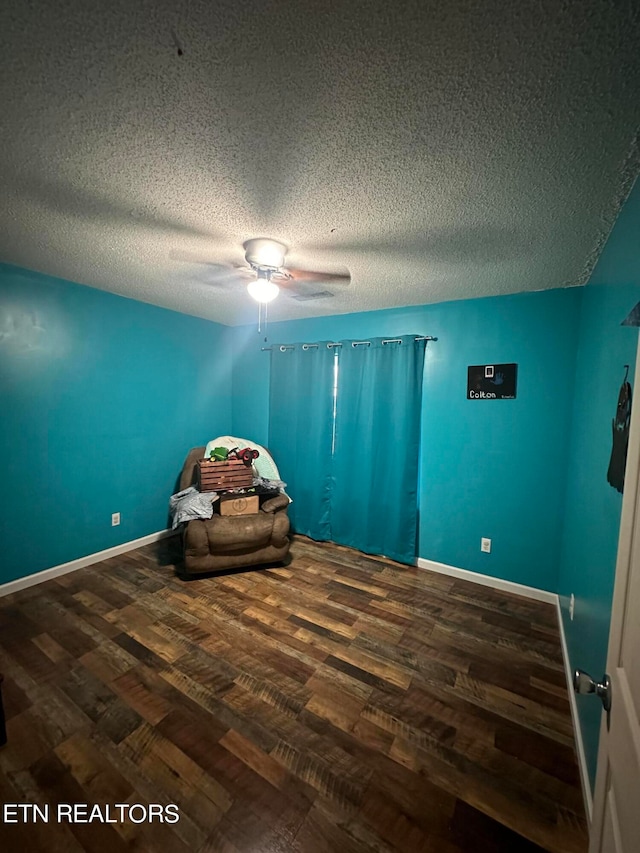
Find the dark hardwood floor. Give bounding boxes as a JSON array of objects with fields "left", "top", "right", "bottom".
[{"left": 0, "top": 535, "right": 588, "bottom": 852}]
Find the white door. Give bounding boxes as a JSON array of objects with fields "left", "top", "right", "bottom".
[{"left": 589, "top": 333, "right": 640, "bottom": 853}]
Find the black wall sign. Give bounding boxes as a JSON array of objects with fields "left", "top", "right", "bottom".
[{"left": 467, "top": 363, "right": 517, "bottom": 399}]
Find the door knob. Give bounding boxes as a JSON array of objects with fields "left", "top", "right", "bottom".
[{"left": 573, "top": 669, "right": 612, "bottom": 713}]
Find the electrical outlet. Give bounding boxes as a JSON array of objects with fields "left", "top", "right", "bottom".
[
  {"left": 569, "top": 593, "right": 575, "bottom": 621},
  {"left": 111, "top": 512, "right": 121, "bottom": 527},
  {"left": 481, "top": 537, "right": 491, "bottom": 553}
]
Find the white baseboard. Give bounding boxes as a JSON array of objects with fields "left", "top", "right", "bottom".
[
  {"left": 416, "top": 556, "right": 592, "bottom": 824},
  {"left": 0, "top": 529, "right": 177, "bottom": 598},
  {"left": 416, "top": 557, "right": 557, "bottom": 604},
  {"left": 556, "top": 597, "right": 593, "bottom": 824}
]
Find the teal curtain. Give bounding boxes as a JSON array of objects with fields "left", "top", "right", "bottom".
[
  {"left": 269, "top": 343, "right": 336, "bottom": 539},
  {"left": 331, "top": 336, "right": 426, "bottom": 564}
]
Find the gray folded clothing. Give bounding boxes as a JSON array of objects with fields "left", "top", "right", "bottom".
[{"left": 169, "top": 486, "right": 218, "bottom": 529}]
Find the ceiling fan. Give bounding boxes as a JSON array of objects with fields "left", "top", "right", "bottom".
[{"left": 173, "top": 237, "right": 351, "bottom": 304}]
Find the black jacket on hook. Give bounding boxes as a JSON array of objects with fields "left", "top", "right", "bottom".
[{"left": 607, "top": 371, "right": 632, "bottom": 494}]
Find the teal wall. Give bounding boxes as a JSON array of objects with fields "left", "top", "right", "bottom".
[
  {"left": 233, "top": 286, "right": 582, "bottom": 591},
  {"left": 558, "top": 179, "right": 640, "bottom": 788},
  {"left": 0, "top": 264, "right": 232, "bottom": 585}
]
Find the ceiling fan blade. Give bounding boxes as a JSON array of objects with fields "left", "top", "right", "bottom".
[
  {"left": 194, "top": 269, "right": 254, "bottom": 291},
  {"left": 170, "top": 249, "right": 255, "bottom": 289},
  {"left": 278, "top": 267, "right": 351, "bottom": 286},
  {"left": 207, "top": 269, "right": 253, "bottom": 286}
]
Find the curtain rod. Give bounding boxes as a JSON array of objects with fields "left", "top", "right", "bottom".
[{"left": 261, "top": 335, "right": 437, "bottom": 351}]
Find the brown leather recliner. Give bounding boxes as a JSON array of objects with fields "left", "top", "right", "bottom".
[{"left": 178, "top": 447, "right": 291, "bottom": 577}]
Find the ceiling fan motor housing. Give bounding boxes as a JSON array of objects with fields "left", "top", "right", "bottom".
[{"left": 243, "top": 238, "right": 287, "bottom": 271}]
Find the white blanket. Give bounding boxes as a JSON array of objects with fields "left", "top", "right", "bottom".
[{"left": 204, "top": 435, "right": 281, "bottom": 482}]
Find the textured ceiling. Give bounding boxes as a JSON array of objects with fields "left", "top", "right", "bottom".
[{"left": 1, "top": 0, "right": 639, "bottom": 326}]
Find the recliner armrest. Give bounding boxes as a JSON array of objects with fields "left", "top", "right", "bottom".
[{"left": 261, "top": 494, "right": 290, "bottom": 514}]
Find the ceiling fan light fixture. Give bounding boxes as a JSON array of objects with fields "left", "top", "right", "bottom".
[{"left": 247, "top": 276, "right": 280, "bottom": 303}]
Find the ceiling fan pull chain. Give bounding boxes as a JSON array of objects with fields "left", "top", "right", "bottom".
[{"left": 257, "top": 300, "right": 269, "bottom": 334}]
